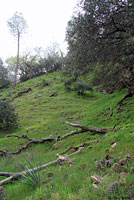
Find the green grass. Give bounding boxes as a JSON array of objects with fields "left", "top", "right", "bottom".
[{"left": 0, "top": 71, "right": 134, "bottom": 199}]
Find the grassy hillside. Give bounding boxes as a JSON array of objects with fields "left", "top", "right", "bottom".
[{"left": 0, "top": 71, "right": 134, "bottom": 199}]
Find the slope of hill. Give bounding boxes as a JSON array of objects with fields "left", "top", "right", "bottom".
[{"left": 0, "top": 71, "right": 134, "bottom": 200}]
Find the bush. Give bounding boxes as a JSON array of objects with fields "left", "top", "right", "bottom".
[
  {"left": 0, "top": 100, "right": 18, "bottom": 130},
  {"left": 74, "top": 80, "right": 93, "bottom": 95},
  {"left": 64, "top": 77, "right": 76, "bottom": 91}
]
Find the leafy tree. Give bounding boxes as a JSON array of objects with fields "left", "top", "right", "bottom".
[
  {"left": 19, "top": 44, "right": 63, "bottom": 81},
  {"left": 0, "top": 58, "right": 10, "bottom": 89},
  {"left": 7, "top": 12, "right": 28, "bottom": 88},
  {"left": 0, "top": 100, "right": 18, "bottom": 130},
  {"left": 66, "top": 0, "right": 134, "bottom": 92}
]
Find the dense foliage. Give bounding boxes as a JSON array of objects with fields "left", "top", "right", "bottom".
[
  {"left": 74, "top": 80, "right": 93, "bottom": 95},
  {"left": 0, "top": 59, "right": 10, "bottom": 89},
  {"left": 0, "top": 100, "right": 18, "bottom": 130},
  {"left": 19, "top": 52, "right": 63, "bottom": 82},
  {"left": 66, "top": 0, "right": 134, "bottom": 91}
]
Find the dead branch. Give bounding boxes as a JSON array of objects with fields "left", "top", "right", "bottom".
[
  {"left": 0, "top": 147, "right": 83, "bottom": 185},
  {"left": 1, "top": 121, "right": 116, "bottom": 157},
  {"left": 5, "top": 134, "right": 31, "bottom": 141},
  {"left": 61, "top": 128, "right": 85, "bottom": 140},
  {"left": 113, "top": 121, "right": 121, "bottom": 130},
  {"left": 110, "top": 107, "right": 113, "bottom": 117},
  {"left": 60, "top": 142, "right": 90, "bottom": 155},
  {"left": 12, "top": 88, "right": 32, "bottom": 100},
  {"left": 61, "top": 121, "right": 116, "bottom": 140},
  {"left": 0, "top": 136, "right": 55, "bottom": 156},
  {"left": 117, "top": 89, "right": 133, "bottom": 110}
]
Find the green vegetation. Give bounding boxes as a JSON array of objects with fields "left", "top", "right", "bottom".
[
  {"left": 0, "top": 60, "right": 10, "bottom": 89},
  {"left": 0, "top": 1, "right": 134, "bottom": 199},
  {"left": 0, "top": 100, "right": 18, "bottom": 130},
  {"left": 0, "top": 71, "right": 134, "bottom": 199},
  {"left": 66, "top": 0, "right": 134, "bottom": 92}
]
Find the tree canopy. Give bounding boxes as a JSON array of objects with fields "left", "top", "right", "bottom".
[
  {"left": 66, "top": 0, "right": 134, "bottom": 91},
  {"left": 7, "top": 12, "right": 28, "bottom": 88},
  {"left": 0, "top": 58, "right": 10, "bottom": 89}
]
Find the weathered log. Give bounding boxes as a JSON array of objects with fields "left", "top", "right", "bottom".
[
  {"left": 0, "top": 147, "right": 83, "bottom": 185},
  {"left": 117, "top": 89, "right": 133, "bottom": 110},
  {"left": 6, "top": 134, "right": 31, "bottom": 140},
  {"left": 60, "top": 143, "right": 90, "bottom": 155},
  {"left": 12, "top": 88, "right": 32, "bottom": 100},
  {"left": 61, "top": 121, "right": 116, "bottom": 140},
  {"left": 0, "top": 136, "right": 55, "bottom": 156}
]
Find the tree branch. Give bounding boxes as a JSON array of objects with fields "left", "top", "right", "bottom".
[
  {"left": 0, "top": 147, "right": 83, "bottom": 185},
  {"left": 60, "top": 121, "right": 116, "bottom": 140}
]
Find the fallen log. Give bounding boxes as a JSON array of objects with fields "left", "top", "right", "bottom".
[
  {"left": 117, "top": 89, "right": 133, "bottom": 110},
  {"left": 60, "top": 143, "right": 90, "bottom": 155},
  {"left": 0, "top": 136, "right": 55, "bottom": 156},
  {"left": 0, "top": 121, "right": 116, "bottom": 156},
  {"left": 61, "top": 121, "right": 116, "bottom": 140},
  {"left": 0, "top": 147, "right": 84, "bottom": 185},
  {"left": 12, "top": 88, "right": 32, "bottom": 100}
]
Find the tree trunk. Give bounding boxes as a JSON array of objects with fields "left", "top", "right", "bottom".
[{"left": 13, "top": 32, "right": 20, "bottom": 88}]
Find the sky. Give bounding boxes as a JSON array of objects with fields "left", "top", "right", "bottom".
[{"left": 0, "top": 0, "right": 77, "bottom": 61}]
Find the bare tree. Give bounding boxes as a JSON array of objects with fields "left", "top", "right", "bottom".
[{"left": 7, "top": 11, "right": 28, "bottom": 88}]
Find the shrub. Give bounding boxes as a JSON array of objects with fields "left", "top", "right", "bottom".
[
  {"left": 0, "top": 100, "right": 18, "bottom": 130},
  {"left": 74, "top": 80, "right": 93, "bottom": 95},
  {"left": 64, "top": 77, "right": 76, "bottom": 91}
]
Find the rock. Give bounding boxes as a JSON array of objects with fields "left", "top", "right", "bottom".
[
  {"left": 119, "top": 172, "right": 128, "bottom": 178},
  {"left": 108, "top": 181, "right": 118, "bottom": 193},
  {"left": 119, "top": 158, "right": 127, "bottom": 166},
  {"left": 112, "top": 163, "right": 121, "bottom": 171},
  {"left": 105, "top": 154, "right": 110, "bottom": 160},
  {"left": 106, "top": 148, "right": 114, "bottom": 153},
  {"left": 111, "top": 143, "right": 117, "bottom": 148}
]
